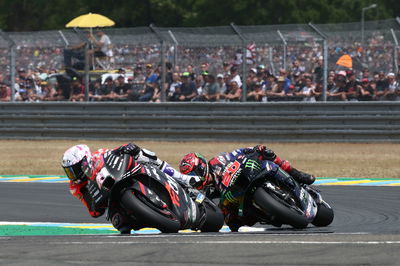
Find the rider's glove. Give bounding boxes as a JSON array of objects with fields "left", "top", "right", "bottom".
[
  {"left": 114, "top": 143, "right": 141, "bottom": 157},
  {"left": 254, "top": 145, "right": 276, "bottom": 161},
  {"left": 188, "top": 175, "right": 205, "bottom": 189}
]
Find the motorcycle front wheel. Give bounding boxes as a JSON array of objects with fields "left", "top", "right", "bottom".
[
  {"left": 120, "top": 189, "right": 181, "bottom": 233},
  {"left": 199, "top": 199, "right": 224, "bottom": 232},
  {"left": 312, "top": 202, "right": 334, "bottom": 227},
  {"left": 253, "top": 187, "right": 309, "bottom": 229}
]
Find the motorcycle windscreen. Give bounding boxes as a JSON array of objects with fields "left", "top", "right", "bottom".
[{"left": 102, "top": 152, "right": 130, "bottom": 180}]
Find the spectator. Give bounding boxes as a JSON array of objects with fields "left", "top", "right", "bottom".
[
  {"left": 33, "top": 81, "right": 49, "bottom": 101},
  {"left": 345, "top": 71, "right": 359, "bottom": 101},
  {"left": 132, "top": 66, "right": 145, "bottom": 85},
  {"left": 200, "top": 62, "right": 209, "bottom": 75},
  {"left": 69, "top": 77, "right": 85, "bottom": 102},
  {"left": 169, "top": 84, "right": 183, "bottom": 102},
  {"left": 0, "top": 83, "right": 10, "bottom": 101},
  {"left": 256, "top": 64, "right": 265, "bottom": 74},
  {"left": 267, "top": 76, "right": 286, "bottom": 100},
  {"left": 41, "top": 82, "right": 57, "bottom": 101},
  {"left": 264, "top": 73, "right": 276, "bottom": 92},
  {"left": 328, "top": 75, "right": 347, "bottom": 101},
  {"left": 165, "top": 62, "right": 174, "bottom": 86},
  {"left": 63, "top": 36, "right": 87, "bottom": 69},
  {"left": 278, "top": 68, "right": 291, "bottom": 93},
  {"left": 18, "top": 68, "right": 35, "bottom": 90},
  {"left": 167, "top": 72, "right": 182, "bottom": 101},
  {"left": 144, "top": 64, "right": 158, "bottom": 85},
  {"left": 357, "top": 78, "right": 375, "bottom": 101},
  {"left": 89, "top": 78, "right": 102, "bottom": 101},
  {"left": 291, "top": 72, "right": 305, "bottom": 94},
  {"left": 98, "top": 76, "right": 115, "bottom": 101},
  {"left": 327, "top": 75, "right": 336, "bottom": 92},
  {"left": 291, "top": 60, "right": 305, "bottom": 74},
  {"left": 194, "top": 75, "right": 204, "bottom": 98},
  {"left": 361, "top": 68, "right": 370, "bottom": 80},
  {"left": 375, "top": 72, "right": 388, "bottom": 101},
  {"left": 224, "top": 80, "right": 242, "bottom": 102},
  {"left": 177, "top": 72, "right": 197, "bottom": 101},
  {"left": 202, "top": 74, "right": 220, "bottom": 102},
  {"left": 312, "top": 57, "right": 323, "bottom": 84},
  {"left": 297, "top": 76, "right": 316, "bottom": 102},
  {"left": 151, "top": 83, "right": 161, "bottom": 102},
  {"left": 216, "top": 74, "right": 227, "bottom": 95},
  {"left": 222, "top": 62, "right": 231, "bottom": 75},
  {"left": 113, "top": 75, "right": 130, "bottom": 101},
  {"left": 89, "top": 29, "right": 113, "bottom": 59},
  {"left": 139, "top": 65, "right": 159, "bottom": 101},
  {"left": 313, "top": 82, "right": 323, "bottom": 101},
  {"left": 247, "top": 82, "right": 265, "bottom": 102},
  {"left": 125, "top": 76, "right": 139, "bottom": 101},
  {"left": 246, "top": 68, "right": 257, "bottom": 89},
  {"left": 385, "top": 73, "right": 399, "bottom": 101},
  {"left": 230, "top": 66, "right": 242, "bottom": 88},
  {"left": 52, "top": 85, "right": 67, "bottom": 101},
  {"left": 186, "top": 64, "right": 196, "bottom": 81}
]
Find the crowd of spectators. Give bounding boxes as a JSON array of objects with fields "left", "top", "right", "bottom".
[
  {"left": 1, "top": 59, "right": 399, "bottom": 103},
  {"left": 0, "top": 27, "right": 399, "bottom": 102}
]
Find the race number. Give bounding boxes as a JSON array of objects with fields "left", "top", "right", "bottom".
[{"left": 221, "top": 161, "right": 241, "bottom": 187}]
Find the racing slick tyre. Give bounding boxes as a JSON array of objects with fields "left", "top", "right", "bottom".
[
  {"left": 312, "top": 202, "right": 334, "bottom": 227},
  {"left": 200, "top": 200, "right": 224, "bottom": 232},
  {"left": 253, "top": 187, "right": 309, "bottom": 229},
  {"left": 120, "top": 189, "right": 180, "bottom": 233}
]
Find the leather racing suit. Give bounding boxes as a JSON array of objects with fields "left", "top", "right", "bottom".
[
  {"left": 206, "top": 145, "right": 311, "bottom": 231},
  {"left": 69, "top": 143, "right": 202, "bottom": 226}
]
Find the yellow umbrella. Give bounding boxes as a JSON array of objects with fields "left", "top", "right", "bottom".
[{"left": 65, "top": 13, "right": 115, "bottom": 28}]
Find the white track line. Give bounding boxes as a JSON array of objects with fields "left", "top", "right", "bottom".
[{"left": 51, "top": 240, "right": 400, "bottom": 245}]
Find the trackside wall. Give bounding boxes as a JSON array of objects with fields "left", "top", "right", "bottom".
[{"left": 0, "top": 102, "right": 399, "bottom": 142}]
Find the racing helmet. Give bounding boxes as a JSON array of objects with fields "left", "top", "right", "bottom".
[
  {"left": 179, "top": 153, "right": 210, "bottom": 182},
  {"left": 61, "top": 144, "right": 93, "bottom": 183}
]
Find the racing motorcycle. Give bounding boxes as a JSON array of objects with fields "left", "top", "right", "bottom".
[
  {"left": 207, "top": 155, "right": 334, "bottom": 230},
  {"left": 92, "top": 151, "right": 224, "bottom": 233}
]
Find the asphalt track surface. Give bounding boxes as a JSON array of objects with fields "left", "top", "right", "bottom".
[{"left": 1, "top": 183, "right": 400, "bottom": 265}]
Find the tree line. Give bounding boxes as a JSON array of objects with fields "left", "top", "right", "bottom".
[{"left": 0, "top": 0, "right": 398, "bottom": 31}]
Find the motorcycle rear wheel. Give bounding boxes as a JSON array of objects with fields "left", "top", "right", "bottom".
[
  {"left": 253, "top": 187, "right": 309, "bottom": 229},
  {"left": 120, "top": 189, "right": 181, "bottom": 233}
]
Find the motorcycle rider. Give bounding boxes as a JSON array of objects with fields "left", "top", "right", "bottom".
[
  {"left": 61, "top": 143, "right": 203, "bottom": 234},
  {"left": 178, "top": 145, "right": 315, "bottom": 232}
]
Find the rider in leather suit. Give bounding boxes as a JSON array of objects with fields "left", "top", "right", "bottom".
[
  {"left": 178, "top": 145, "right": 315, "bottom": 231},
  {"left": 61, "top": 143, "right": 202, "bottom": 233}
]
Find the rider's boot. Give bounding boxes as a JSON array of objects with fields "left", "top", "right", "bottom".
[{"left": 289, "top": 168, "right": 316, "bottom": 185}]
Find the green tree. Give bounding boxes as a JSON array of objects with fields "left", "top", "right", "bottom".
[{"left": 0, "top": 0, "right": 398, "bottom": 31}]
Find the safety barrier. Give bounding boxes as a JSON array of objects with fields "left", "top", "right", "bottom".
[{"left": 0, "top": 102, "right": 399, "bottom": 142}]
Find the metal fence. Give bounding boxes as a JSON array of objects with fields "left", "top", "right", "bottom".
[{"left": 0, "top": 18, "right": 399, "bottom": 101}]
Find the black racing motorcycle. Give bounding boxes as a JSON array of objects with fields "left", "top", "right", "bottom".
[
  {"left": 93, "top": 151, "right": 224, "bottom": 233},
  {"left": 207, "top": 156, "right": 334, "bottom": 230}
]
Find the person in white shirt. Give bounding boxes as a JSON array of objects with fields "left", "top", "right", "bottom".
[
  {"left": 229, "top": 66, "right": 242, "bottom": 88},
  {"left": 89, "top": 29, "right": 113, "bottom": 57}
]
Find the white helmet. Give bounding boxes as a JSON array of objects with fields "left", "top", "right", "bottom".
[{"left": 61, "top": 144, "right": 92, "bottom": 182}]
